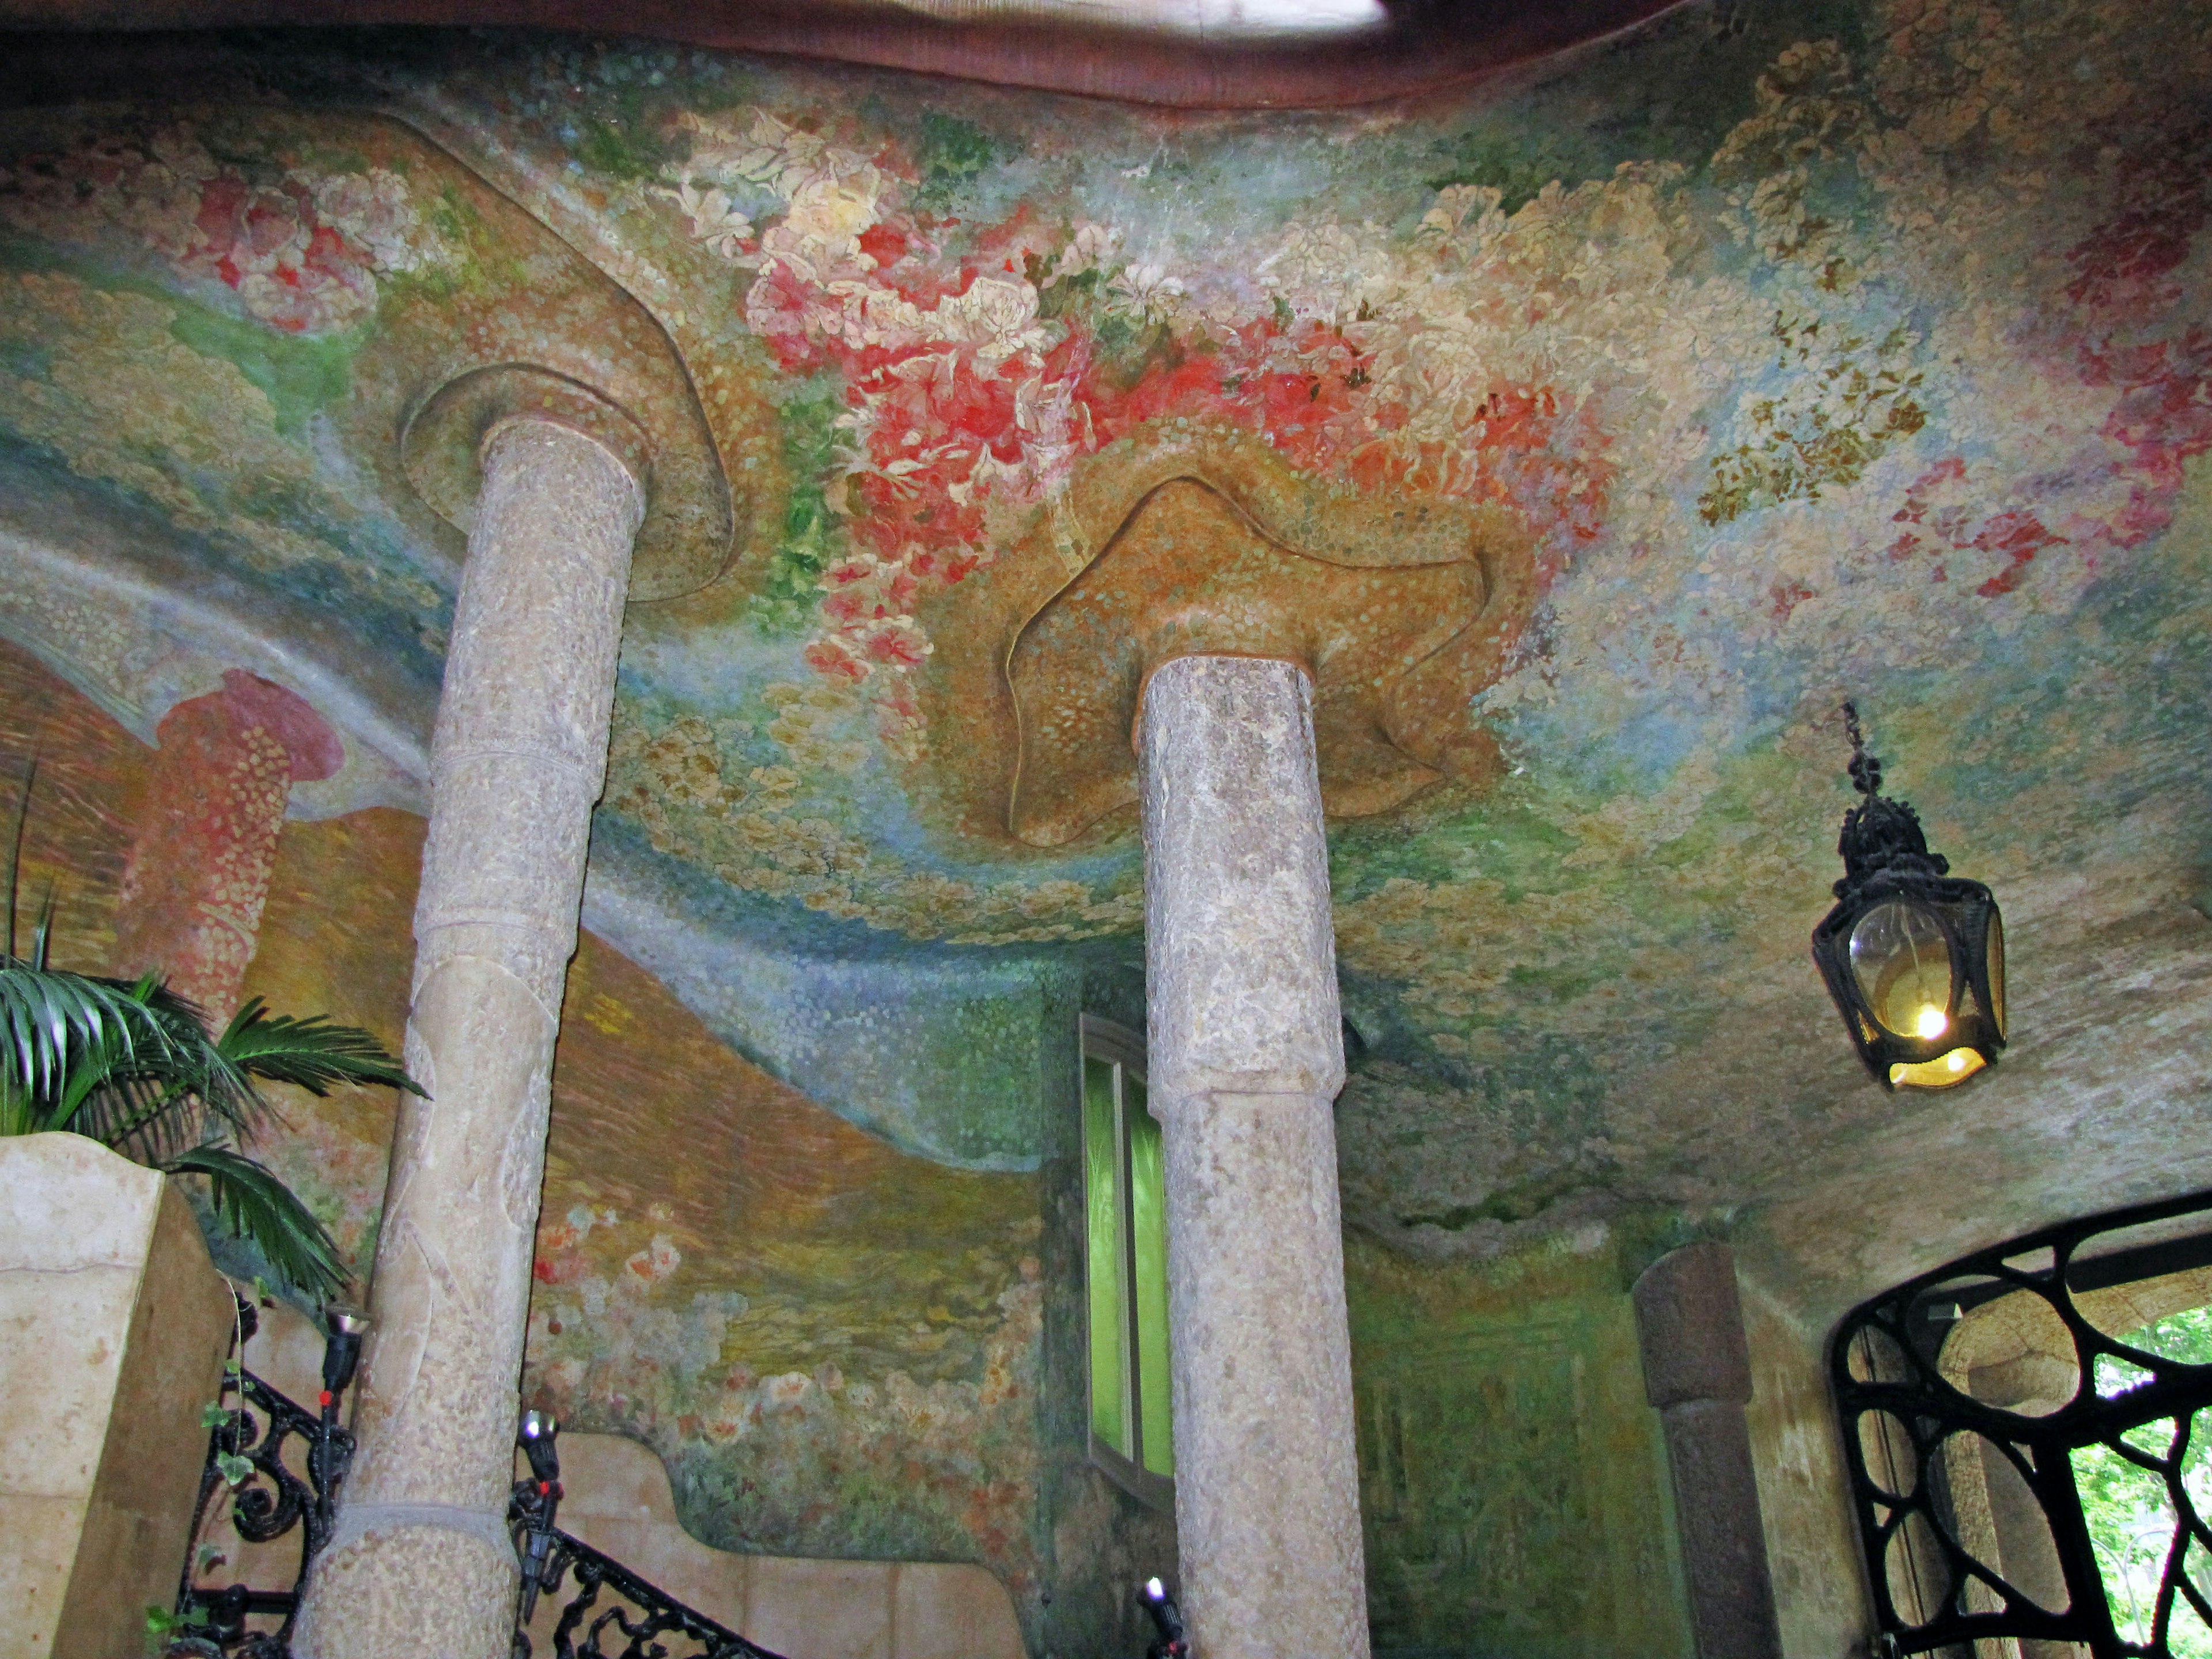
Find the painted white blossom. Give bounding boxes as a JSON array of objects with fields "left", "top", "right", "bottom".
[
  {"left": 301, "top": 168, "right": 448, "bottom": 272},
  {"left": 1255, "top": 218, "right": 1396, "bottom": 324},
  {"left": 664, "top": 178, "right": 755, "bottom": 260},
  {"left": 1045, "top": 220, "right": 1120, "bottom": 286},
  {"left": 935, "top": 275, "right": 1050, "bottom": 364},
  {"left": 1106, "top": 260, "right": 1186, "bottom": 317}
]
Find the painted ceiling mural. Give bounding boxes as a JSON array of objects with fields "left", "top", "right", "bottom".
[{"left": 1, "top": 0, "right": 2210, "bottom": 1300}]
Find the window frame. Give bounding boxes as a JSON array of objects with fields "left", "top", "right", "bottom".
[
  {"left": 1831, "top": 1187, "right": 2212, "bottom": 1658},
  {"left": 1080, "top": 1013, "right": 1176, "bottom": 1513}
]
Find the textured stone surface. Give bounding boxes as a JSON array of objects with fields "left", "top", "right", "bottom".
[
  {"left": 302, "top": 1518, "right": 521, "bottom": 1659},
  {"left": 1141, "top": 656, "right": 1345, "bottom": 1105},
  {"left": 0, "top": 1134, "right": 232, "bottom": 1659},
  {"left": 1736, "top": 1280, "right": 1869, "bottom": 1659},
  {"left": 1139, "top": 656, "right": 1368, "bottom": 1659},
  {"left": 1634, "top": 1240, "right": 1755, "bottom": 1410},
  {"left": 1634, "top": 1244, "right": 1782, "bottom": 1659},
  {"left": 297, "top": 416, "right": 641, "bottom": 1659}
]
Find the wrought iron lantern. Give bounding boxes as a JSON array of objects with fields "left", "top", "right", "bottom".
[{"left": 1810, "top": 703, "right": 2005, "bottom": 1090}]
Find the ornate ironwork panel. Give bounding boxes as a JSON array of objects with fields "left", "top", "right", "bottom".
[
  {"left": 170, "top": 1301, "right": 355, "bottom": 1657},
  {"left": 510, "top": 1498, "right": 790, "bottom": 1659},
  {"left": 1832, "top": 1188, "right": 2212, "bottom": 1657},
  {"left": 167, "top": 1305, "right": 794, "bottom": 1659}
]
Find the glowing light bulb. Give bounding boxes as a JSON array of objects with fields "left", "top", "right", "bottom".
[
  {"left": 1946, "top": 1050, "right": 1967, "bottom": 1073},
  {"left": 1915, "top": 1005, "right": 1948, "bottom": 1040}
]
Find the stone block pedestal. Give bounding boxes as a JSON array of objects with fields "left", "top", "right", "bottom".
[{"left": 0, "top": 1132, "right": 234, "bottom": 1659}]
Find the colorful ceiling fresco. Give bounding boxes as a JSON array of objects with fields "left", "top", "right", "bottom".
[{"left": 1, "top": 0, "right": 2210, "bottom": 1312}]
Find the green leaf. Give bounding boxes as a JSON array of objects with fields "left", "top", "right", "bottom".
[
  {"left": 165, "top": 1143, "right": 347, "bottom": 1301},
  {"left": 0, "top": 956, "right": 266, "bottom": 1162},
  {"left": 199, "top": 1402, "right": 230, "bottom": 1428},
  {"left": 215, "top": 999, "right": 422, "bottom": 1098},
  {"left": 0, "top": 961, "right": 176, "bottom": 1120},
  {"left": 145, "top": 1603, "right": 210, "bottom": 1638},
  {"left": 5, "top": 752, "right": 33, "bottom": 963},
  {"left": 215, "top": 1451, "right": 253, "bottom": 1487}
]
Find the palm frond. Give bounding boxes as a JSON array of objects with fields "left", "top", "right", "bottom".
[
  {"left": 26, "top": 885, "right": 55, "bottom": 971},
  {"left": 66, "top": 978, "right": 263, "bottom": 1162},
  {"left": 0, "top": 961, "right": 177, "bottom": 1118},
  {"left": 164, "top": 1142, "right": 347, "bottom": 1301},
  {"left": 0, "top": 961, "right": 272, "bottom": 1162},
  {"left": 217, "top": 999, "right": 423, "bottom": 1097},
  {"left": 5, "top": 753, "right": 31, "bottom": 964}
]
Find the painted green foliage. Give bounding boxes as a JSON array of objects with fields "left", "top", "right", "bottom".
[{"left": 1346, "top": 1234, "right": 1694, "bottom": 1658}]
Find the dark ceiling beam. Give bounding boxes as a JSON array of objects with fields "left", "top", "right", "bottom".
[{"left": 0, "top": 0, "right": 1685, "bottom": 109}]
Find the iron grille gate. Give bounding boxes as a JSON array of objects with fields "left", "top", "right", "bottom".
[{"left": 1832, "top": 1188, "right": 2212, "bottom": 1658}]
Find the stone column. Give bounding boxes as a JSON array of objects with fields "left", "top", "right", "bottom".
[
  {"left": 1138, "top": 654, "right": 1369, "bottom": 1659},
  {"left": 294, "top": 416, "right": 642, "bottom": 1659},
  {"left": 112, "top": 671, "right": 343, "bottom": 1022},
  {"left": 1631, "top": 1242, "right": 1783, "bottom": 1659}
]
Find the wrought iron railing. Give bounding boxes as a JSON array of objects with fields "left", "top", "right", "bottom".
[
  {"left": 1832, "top": 1187, "right": 2212, "bottom": 1658},
  {"left": 509, "top": 1410, "right": 787, "bottom": 1659},
  {"left": 167, "top": 1296, "right": 357, "bottom": 1657},
  {"left": 173, "top": 1308, "right": 1182, "bottom": 1659},
  {"left": 169, "top": 1305, "right": 792, "bottom": 1659}
]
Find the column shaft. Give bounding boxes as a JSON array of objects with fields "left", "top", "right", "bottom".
[
  {"left": 1139, "top": 654, "right": 1370, "bottom": 1659},
  {"left": 296, "top": 418, "right": 641, "bottom": 1659},
  {"left": 1632, "top": 1241, "right": 1784, "bottom": 1659}
]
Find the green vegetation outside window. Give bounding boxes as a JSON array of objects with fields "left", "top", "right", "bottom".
[{"left": 1081, "top": 1015, "right": 1174, "bottom": 1509}]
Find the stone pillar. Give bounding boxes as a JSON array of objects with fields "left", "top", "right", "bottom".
[
  {"left": 1631, "top": 1242, "right": 1783, "bottom": 1659},
  {"left": 294, "top": 417, "right": 642, "bottom": 1659},
  {"left": 112, "top": 671, "right": 343, "bottom": 1022},
  {"left": 1138, "top": 654, "right": 1369, "bottom": 1659}
]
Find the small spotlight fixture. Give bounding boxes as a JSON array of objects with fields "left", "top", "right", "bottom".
[
  {"left": 319, "top": 1300, "right": 370, "bottom": 1404},
  {"left": 1810, "top": 703, "right": 2006, "bottom": 1090},
  {"left": 1138, "top": 1577, "right": 1188, "bottom": 1659}
]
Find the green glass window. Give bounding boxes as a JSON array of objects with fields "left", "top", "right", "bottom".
[{"left": 1081, "top": 1016, "right": 1175, "bottom": 1505}]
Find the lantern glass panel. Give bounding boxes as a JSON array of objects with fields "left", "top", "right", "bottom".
[
  {"left": 1850, "top": 899, "right": 1955, "bottom": 1043},
  {"left": 1889, "top": 1047, "right": 1986, "bottom": 1090},
  {"left": 1988, "top": 909, "right": 2007, "bottom": 1040}
]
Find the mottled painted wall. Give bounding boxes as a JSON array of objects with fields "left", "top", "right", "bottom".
[
  {"left": 0, "top": 640, "right": 1103, "bottom": 1651},
  {"left": 1345, "top": 1230, "right": 1694, "bottom": 1659},
  {"left": 0, "top": 637, "right": 139, "bottom": 970}
]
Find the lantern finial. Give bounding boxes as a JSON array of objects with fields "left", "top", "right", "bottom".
[
  {"left": 1843, "top": 700, "right": 1880, "bottom": 798},
  {"left": 1832, "top": 706, "right": 1948, "bottom": 896}
]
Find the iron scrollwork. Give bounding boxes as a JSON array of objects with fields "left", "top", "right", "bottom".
[
  {"left": 509, "top": 1414, "right": 789, "bottom": 1659},
  {"left": 1832, "top": 1187, "right": 2212, "bottom": 1657},
  {"left": 169, "top": 1297, "right": 361, "bottom": 1657}
]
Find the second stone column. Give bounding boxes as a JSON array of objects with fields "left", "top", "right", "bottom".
[
  {"left": 1139, "top": 654, "right": 1371, "bottom": 1659},
  {"left": 295, "top": 416, "right": 643, "bottom": 1659}
]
